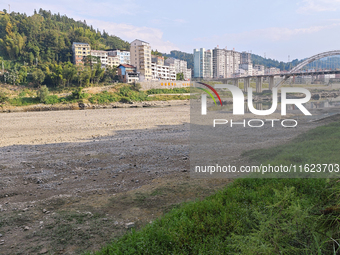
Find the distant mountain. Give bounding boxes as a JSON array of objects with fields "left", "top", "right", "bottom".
[{"left": 251, "top": 54, "right": 301, "bottom": 71}]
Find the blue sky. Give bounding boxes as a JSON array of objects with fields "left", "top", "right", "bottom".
[{"left": 4, "top": 0, "right": 340, "bottom": 61}]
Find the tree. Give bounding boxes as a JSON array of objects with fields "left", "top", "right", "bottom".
[
  {"left": 32, "top": 69, "right": 45, "bottom": 86},
  {"left": 62, "top": 62, "right": 77, "bottom": 87},
  {"left": 37, "top": 85, "right": 49, "bottom": 103},
  {"left": 176, "top": 72, "right": 184, "bottom": 80}
]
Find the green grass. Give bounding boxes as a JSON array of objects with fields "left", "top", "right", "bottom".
[
  {"left": 243, "top": 120, "right": 340, "bottom": 178},
  {"left": 146, "top": 88, "right": 190, "bottom": 95},
  {"left": 88, "top": 91, "right": 120, "bottom": 104},
  {"left": 8, "top": 97, "right": 40, "bottom": 106},
  {"left": 88, "top": 121, "right": 340, "bottom": 255}
]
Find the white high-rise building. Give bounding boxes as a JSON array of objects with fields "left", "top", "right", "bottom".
[
  {"left": 213, "top": 47, "right": 226, "bottom": 78},
  {"left": 130, "top": 39, "right": 152, "bottom": 81},
  {"left": 193, "top": 48, "right": 213, "bottom": 78}
]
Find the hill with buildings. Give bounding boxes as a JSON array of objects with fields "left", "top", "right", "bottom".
[
  {"left": 163, "top": 50, "right": 194, "bottom": 70},
  {"left": 0, "top": 9, "right": 129, "bottom": 64}
]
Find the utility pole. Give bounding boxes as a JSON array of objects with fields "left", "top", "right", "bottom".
[
  {"left": 36, "top": 57, "right": 38, "bottom": 66},
  {"left": 8, "top": 4, "right": 10, "bottom": 13}
]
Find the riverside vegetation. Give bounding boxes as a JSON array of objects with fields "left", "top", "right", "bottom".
[{"left": 0, "top": 85, "right": 190, "bottom": 107}]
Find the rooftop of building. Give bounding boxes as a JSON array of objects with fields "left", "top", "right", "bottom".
[
  {"left": 72, "top": 42, "right": 90, "bottom": 45},
  {"left": 118, "top": 64, "right": 136, "bottom": 68}
]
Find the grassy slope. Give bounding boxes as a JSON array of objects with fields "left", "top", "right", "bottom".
[{"left": 89, "top": 121, "right": 340, "bottom": 255}]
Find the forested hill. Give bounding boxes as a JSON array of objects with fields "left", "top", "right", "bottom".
[
  {"left": 251, "top": 54, "right": 300, "bottom": 71},
  {"left": 0, "top": 8, "right": 130, "bottom": 64}
]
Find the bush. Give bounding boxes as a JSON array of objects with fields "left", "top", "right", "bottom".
[
  {"left": 132, "top": 82, "right": 142, "bottom": 91},
  {"left": 0, "top": 91, "right": 8, "bottom": 103},
  {"left": 72, "top": 87, "right": 88, "bottom": 99},
  {"left": 44, "top": 95, "right": 59, "bottom": 104},
  {"left": 37, "top": 85, "right": 49, "bottom": 103},
  {"left": 119, "top": 86, "right": 147, "bottom": 102}
]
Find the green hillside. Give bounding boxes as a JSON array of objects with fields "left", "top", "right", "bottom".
[{"left": 0, "top": 8, "right": 129, "bottom": 64}]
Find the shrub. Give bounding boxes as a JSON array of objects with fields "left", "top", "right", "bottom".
[
  {"left": 44, "top": 95, "right": 59, "bottom": 104},
  {"left": 72, "top": 87, "right": 88, "bottom": 99},
  {"left": 37, "top": 85, "right": 49, "bottom": 103},
  {"left": 119, "top": 86, "right": 147, "bottom": 102},
  {"left": 0, "top": 91, "right": 8, "bottom": 103}
]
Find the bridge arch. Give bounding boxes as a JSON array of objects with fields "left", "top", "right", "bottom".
[
  {"left": 274, "top": 50, "right": 340, "bottom": 87},
  {"left": 289, "top": 50, "right": 340, "bottom": 73}
]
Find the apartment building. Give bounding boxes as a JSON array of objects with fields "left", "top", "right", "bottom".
[
  {"left": 193, "top": 48, "right": 213, "bottom": 78},
  {"left": 210, "top": 47, "right": 243, "bottom": 78},
  {"left": 151, "top": 62, "right": 176, "bottom": 80},
  {"left": 130, "top": 39, "right": 152, "bottom": 81},
  {"left": 152, "top": 55, "right": 165, "bottom": 65},
  {"left": 212, "top": 47, "right": 226, "bottom": 78},
  {"left": 164, "top": 57, "right": 192, "bottom": 80},
  {"left": 90, "top": 50, "right": 108, "bottom": 68},
  {"left": 253, "top": 64, "right": 265, "bottom": 75},
  {"left": 265, "top": 67, "right": 281, "bottom": 75},
  {"left": 239, "top": 63, "right": 253, "bottom": 76},
  {"left": 72, "top": 42, "right": 91, "bottom": 65},
  {"left": 107, "top": 55, "right": 120, "bottom": 68},
  {"left": 108, "top": 50, "right": 130, "bottom": 65},
  {"left": 241, "top": 51, "right": 251, "bottom": 64}
]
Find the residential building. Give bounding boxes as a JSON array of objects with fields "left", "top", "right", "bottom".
[
  {"left": 72, "top": 42, "right": 91, "bottom": 65},
  {"left": 151, "top": 62, "right": 176, "bottom": 80},
  {"left": 225, "top": 50, "right": 241, "bottom": 78},
  {"left": 193, "top": 48, "right": 213, "bottom": 78},
  {"left": 239, "top": 63, "right": 253, "bottom": 76},
  {"left": 253, "top": 65, "right": 265, "bottom": 75},
  {"left": 90, "top": 50, "right": 108, "bottom": 68},
  {"left": 152, "top": 55, "right": 165, "bottom": 65},
  {"left": 107, "top": 55, "right": 120, "bottom": 68},
  {"left": 130, "top": 39, "right": 152, "bottom": 81},
  {"left": 212, "top": 47, "right": 226, "bottom": 78},
  {"left": 164, "top": 57, "right": 192, "bottom": 80},
  {"left": 117, "top": 64, "right": 139, "bottom": 83},
  {"left": 108, "top": 50, "right": 130, "bottom": 65},
  {"left": 265, "top": 67, "right": 281, "bottom": 75},
  {"left": 241, "top": 51, "right": 251, "bottom": 64}
]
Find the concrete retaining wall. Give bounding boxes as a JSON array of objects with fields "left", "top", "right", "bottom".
[{"left": 139, "top": 80, "right": 191, "bottom": 91}]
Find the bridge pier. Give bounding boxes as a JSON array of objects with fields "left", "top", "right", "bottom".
[
  {"left": 243, "top": 77, "right": 250, "bottom": 92},
  {"left": 234, "top": 79, "right": 240, "bottom": 88},
  {"left": 256, "top": 77, "right": 263, "bottom": 93},
  {"left": 269, "top": 76, "right": 274, "bottom": 90}
]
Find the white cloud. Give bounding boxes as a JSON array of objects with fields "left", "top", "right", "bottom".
[
  {"left": 87, "top": 19, "right": 179, "bottom": 53},
  {"left": 297, "top": 0, "right": 340, "bottom": 13},
  {"left": 195, "top": 23, "right": 340, "bottom": 44}
]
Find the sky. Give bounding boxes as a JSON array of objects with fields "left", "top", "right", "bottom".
[{"left": 3, "top": 0, "right": 340, "bottom": 61}]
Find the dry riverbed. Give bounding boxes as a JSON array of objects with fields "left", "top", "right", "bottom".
[{"left": 0, "top": 101, "right": 338, "bottom": 254}]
